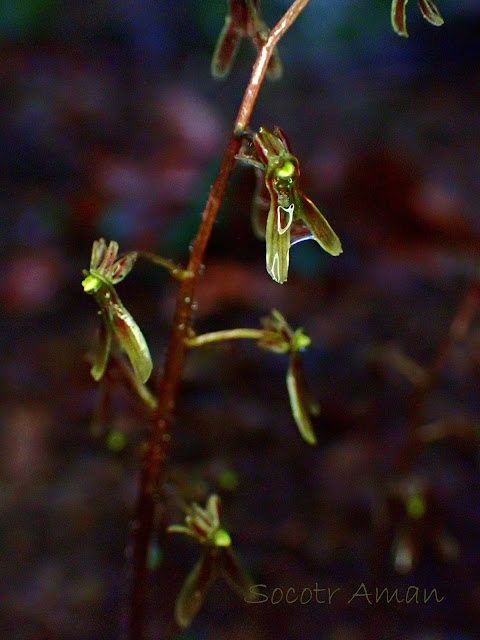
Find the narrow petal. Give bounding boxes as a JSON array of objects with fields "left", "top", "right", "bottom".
[
  {"left": 253, "top": 127, "right": 286, "bottom": 165},
  {"left": 102, "top": 241, "right": 120, "bottom": 277},
  {"left": 220, "top": 547, "right": 255, "bottom": 599},
  {"left": 236, "top": 138, "right": 266, "bottom": 170},
  {"left": 391, "top": 0, "right": 409, "bottom": 37},
  {"left": 272, "top": 127, "right": 291, "bottom": 153},
  {"left": 90, "top": 313, "right": 112, "bottom": 381},
  {"left": 90, "top": 238, "right": 107, "bottom": 270},
  {"left": 265, "top": 205, "right": 291, "bottom": 284},
  {"left": 211, "top": 17, "right": 241, "bottom": 79},
  {"left": 206, "top": 494, "right": 221, "bottom": 528},
  {"left": 175, "top": 550, "right": 217, "bottom": 629},
  {"left": 111, "top": 252, "right": 137, "bottom": 284},
  {"left": 286, "top": 353, "right": 317, "bottom": 445},
  {"left": 167, "top": 524, "right": 194, "bottom": 537},
  {"left": 97, "top": 287, "right": 153, "bottom": 384},
  {"left": 299, "top": 194, "right": 342, "bottom": 257},
  {"left": 417, "top": 0, "right": 444, "bottom": 26}
]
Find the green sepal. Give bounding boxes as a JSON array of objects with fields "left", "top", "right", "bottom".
[
  {"left": 175, "top": 549, "right": 218, "bottom": 629},
  {"left": 219, "top": 546, "right": 255, "bottom": 599},
  {"left": 90, "top": 312, "right": 113, "bottom": 381},
  {"left": 95, "top": 286, "right": 153, "bottom": 384},
  {"left": 391, "top": 0, "right": 409, "bottom": 36},
  {"left": 286, "top": 352, "right": 319, "bottom": 445},
  {"left": 299, "top": 194, "right": 342, "bottom": 257},
  {"left": 418, "top": 0, "right": 444, "bottom": 26}
]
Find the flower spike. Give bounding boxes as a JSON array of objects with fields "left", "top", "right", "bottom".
[
  {"left": 391, "top": 0, "right": 444, "bottom": 37},
  {"left": 212, "top": 0, "right": 282, "bottom": 80},
  {"left": 238, "top": 127, "right": 342, "bottom": 283}
]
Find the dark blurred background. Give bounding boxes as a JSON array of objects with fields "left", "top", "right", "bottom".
[{"left": 1, "top": 1, "right": 480, "bottom": 638}]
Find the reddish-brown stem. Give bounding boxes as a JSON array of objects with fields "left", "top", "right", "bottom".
[{"left": 129, "top": 2, "right": 311, "bottom": 638}]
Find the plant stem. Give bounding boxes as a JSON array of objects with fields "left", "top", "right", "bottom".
[
  {"left": 137, "top": 252, "right": 193, "bottom": 281},
  {"left": 129, "top": 2, "right": 312, "bottom": 638},
  {"left": 186, "top": 328, "right": 265, "bottom": 347}
]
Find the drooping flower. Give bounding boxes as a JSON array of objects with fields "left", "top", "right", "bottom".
[
  {"left": 238, "top": 127, "right": 342, "bottom": 283},
  {"left": 168, "top": 494, "right": 254, "bottom": 628},
  {"left": 391, "top": 0, "right": 444, "bottom": 37},
  {"left": 82, "top": 238, "right": 153, "bottom": 384},
  {"left": 211, "top": 0, "right": 282, "bottom": 80},
  {"left": 259, "top": 310, "right": 320, "bottom": 444}
]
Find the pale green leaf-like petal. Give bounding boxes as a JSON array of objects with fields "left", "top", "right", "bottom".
[
  {"left": 220, "top": 547, "right": 255, "bottom": 599},
  {"left": 111, "top": 252, "right": 138, "bottom": 283},
  {"left": 417, "top": 0, "right": 444, "bottom": 26},
  {"left": 211, "top": 17, "right": 241, "bottom": 79},
  {"left": 96, "top": 287, "right": 153, "bottom": 384},
  {"left": 286, "top": 353, "right": 318, "bottom": 445},
  {"left": 90, "top": 313, "right": 112, "bottom": 381},
  {"left": 175, "top": 550, "right": 217, "bottom": 629},
  {"left": 300, "top": 195, "right": 342, "bottom": 257},
  {"left": 391, "top": 0, "right": 409, "bottom": 37},
  {"left": 205, "top": 494, "right": 221, "bottom": 528}
]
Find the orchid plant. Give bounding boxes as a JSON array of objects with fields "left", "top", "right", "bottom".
[{"left": 80, "top": 2, "right": 446, "bottom": 638}]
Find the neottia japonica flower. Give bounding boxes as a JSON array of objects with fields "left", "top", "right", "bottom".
[
  {"left": 238, "top": 126, "right": 342, "bottom": 284},
  {"left": 168, "top": 494, "right": 253, "bottom": 628},
  {"left": 82, "top": 238, "right": 153, "bottom": 384}
]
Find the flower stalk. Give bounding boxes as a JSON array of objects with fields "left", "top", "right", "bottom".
[{"left": 129, "top": 2, "right": 313, "bottom": 638}]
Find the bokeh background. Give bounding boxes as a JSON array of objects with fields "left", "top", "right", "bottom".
[{"left": 1, "top": 0, "right": 480, "bottom": 638}]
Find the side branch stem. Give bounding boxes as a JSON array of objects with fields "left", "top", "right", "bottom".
[
  {"left": 129, "top": 2, "right": 311, "bottom": 638},
  {"left": 186, "top": 328, "right": 265, "bottom": 347}
]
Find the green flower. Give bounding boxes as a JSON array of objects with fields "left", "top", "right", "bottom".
[
  {"left": 168, "top": 494, "right": 231, "bottom": 547},
  {"left": 239, "top": 127, "right": 342, "bottom": 283},
  {"left": 260, "top": 310, "right": 320, "bottom": 444},
  {"left": 168, "top": 495, "right": 253, "bottom": 628},
  {"left": 82, "top": 238, "right": 152, "bottom": 384},
  {"left": 391, "top": 0, "right": 444, "bottom": 37},
  {"left": 211, "top": 0, "right": 282, "bottom": 80}
]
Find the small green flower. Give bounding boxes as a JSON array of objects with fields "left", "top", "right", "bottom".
[
  {"left": 82, "top": 238, "right": 153, "bottom": 384},
  {"left": 391, "top": 0, "right": 444, "bottom": 37},
  {"left": 212, "top": 0, "right": 282, "bottom": 80},
  {"left": 239, "top": 127, "right": 342, "bottom": 283},
  {"left": 259, "top": 310, "right": 319, "bottom": 445},
  {"left": 185, "top": 311, "right": 320, "bottom": 445},
  {"left": 168, "top": 494, "right": 231, "bottom": 547},
  {"left": 168, "top": 495, "right": 253, "bottom": 629}
]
